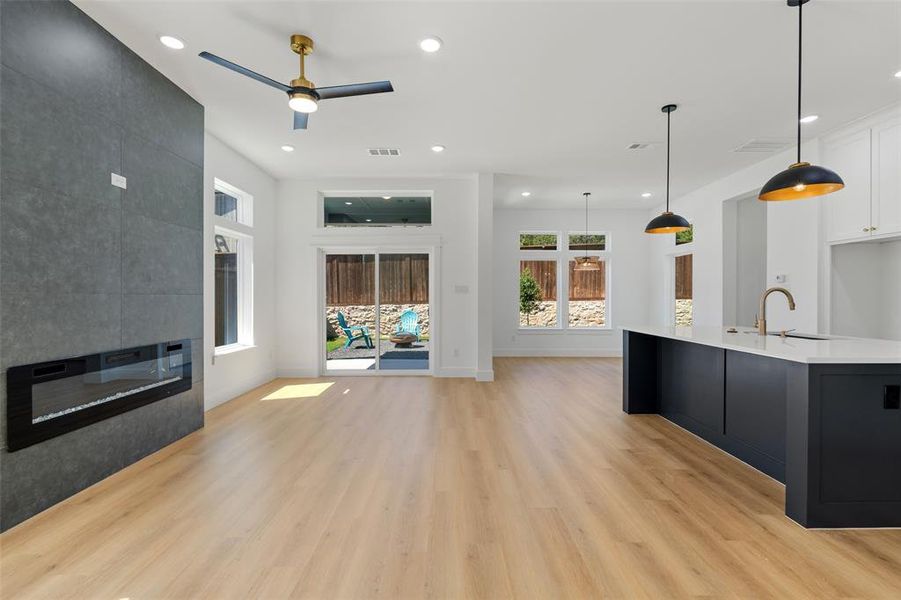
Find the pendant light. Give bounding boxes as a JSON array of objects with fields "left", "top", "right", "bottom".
[
  {"left": 574, "top": 192, "right": 601, "bottom": 271},
  {"left": 759, "top": 0, "right": 843, "bottom": 201},
  {"left": 645, "top": 104, "right": 691, "bottom": 234}
]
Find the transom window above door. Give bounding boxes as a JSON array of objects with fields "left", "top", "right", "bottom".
[{"left": 322, "top": 195, "right": 432, "bottom": 227}]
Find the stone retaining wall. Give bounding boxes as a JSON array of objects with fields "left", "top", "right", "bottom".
[
  {"left": 519, "top": 300, "right": 606, "bottom": 328},
  {"left": 327, "top": 304, "right": 430, "bottom": 338},
  {"left": 675, "top": 299, "right": 693, "bottom": 326}
]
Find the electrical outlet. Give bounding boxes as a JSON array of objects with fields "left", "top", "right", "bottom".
[
  {"left": 111, "top": 172, "right": 127, "bottom": 189},
  {"left": 453, "top": 348, "right": 460, "bottom": 358}
]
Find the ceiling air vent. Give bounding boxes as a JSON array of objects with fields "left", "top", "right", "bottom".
[
  {"left": 368, "top": 148, "right": 401, "bottom": 156},
  {"left": 732, "top": 139, "right": 792, "bottom": 153}
]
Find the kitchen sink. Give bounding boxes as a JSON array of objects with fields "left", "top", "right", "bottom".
[
  {"left": 739, "top": 330, "right": 833, "bottom": 340},
  {"left": 767, "top": 332, "right": 832, "bottom": 340}
]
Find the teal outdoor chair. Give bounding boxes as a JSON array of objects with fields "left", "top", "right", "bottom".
[
  {"left": 394, "top": 310, "right": 421, "bottom": 340},
  {"left": 336, "top": 311, "right": 373, "bottom": 349}
]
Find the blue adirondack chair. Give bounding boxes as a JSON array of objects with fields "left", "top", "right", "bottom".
[
  {"left": 394, "top": 310, "right": 421, "bottom": 340},
  {"left": 336, "top": 311, "right": 373, "bottom": 349}
]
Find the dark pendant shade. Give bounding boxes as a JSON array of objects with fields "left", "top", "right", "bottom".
[
  {"left": 644, "top": 104, "right": 690, "bottom": 235},
  {"left": 645, "top": 211, "right": 691, "bottom": 234},
  {"left": 758, "top": 161, "right": 844, "bottom": 201},
  {"left": 760, "top": 0, "right": 843, "bottom": 202}
]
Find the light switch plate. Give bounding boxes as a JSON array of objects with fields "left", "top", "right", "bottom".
[
  {"left": 454, "top": 285, "right": 470, "bottom": 294},
  {"left": 111, "top": 173, "right": 127, "bottom": 189}
]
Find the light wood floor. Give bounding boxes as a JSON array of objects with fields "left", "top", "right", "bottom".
[{"left": 2, "top": 358, "right": 900, "bottom": 599}]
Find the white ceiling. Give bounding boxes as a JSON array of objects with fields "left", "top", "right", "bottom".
[{"left": 76, "top": 0, "right": 901, "bottom": 209}]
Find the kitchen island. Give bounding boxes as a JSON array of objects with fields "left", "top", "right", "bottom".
[{"left": 622, "top": 325, "right": 901, "bottom": 528}]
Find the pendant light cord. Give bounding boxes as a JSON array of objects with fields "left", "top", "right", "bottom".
[
  {"left": 666, "top": 108, "right": 671, "bottom": 212},
  {"left": 797, "top": 0, "right": 802, "bottom": 164}
]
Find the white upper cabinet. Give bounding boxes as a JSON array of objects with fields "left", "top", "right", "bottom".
[
  {"left": 823, "top": 128, "right": 872, "bottom": 242},
  {"left": 823, "top": 112, "right": 901, "bottom": 243},
  {"left": 871, "top": 117, "right": 901, "bottom": 237}
]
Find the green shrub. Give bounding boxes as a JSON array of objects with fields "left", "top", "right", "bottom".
[{"left": 519, "top": 267, "right": 543, "bottom": 325}]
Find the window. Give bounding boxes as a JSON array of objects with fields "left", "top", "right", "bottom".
[
  {"left": 520, "top": 233, "right": 558, "bottom": 251},
  {"left": 214, "top": 179, "right": 254, "bottom": 351},
  {"left": 568, "top": 259, "right": 606, "bottom": 327},
  {"left": 322, "top": 195, "right": 431, "bottom": 227},
  {"left": 568, "top": 233, "right": 606, "bottom": 251},
  {"left": 674, "top": 253, "right": 693, "bottom": 326},
  {"left": 675, "top": 224, "right": 693, "bottom": 245},
  {"left": 519, "top": 260, "right": 558, "bottom": 327},
  {"left": 517, "top": 231, "right": 610, "bottom": 330}
]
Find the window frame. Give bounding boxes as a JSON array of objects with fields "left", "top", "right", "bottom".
[
  {"left": 667, "top": 248, "right": 694, "bottom": 327},
  {"left": 214, "top": 177, "right": 254, "bottom": 227},
  {"left": 517, "top": 230, "right": 612, "bottom": 333},
  {"left": 213, "top": 179, "right": 255, "bottom": 353},
  {"left": 318, "top": 190, "right": 434, "bottom": 229}
]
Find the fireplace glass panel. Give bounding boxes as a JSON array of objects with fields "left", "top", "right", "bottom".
[{"left": 31, "top": 353, "right": 186, "bottom": 425}]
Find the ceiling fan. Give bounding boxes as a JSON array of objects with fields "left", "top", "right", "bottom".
[{"left": 199, "top": 34, "right": 393, "bottom": 130}]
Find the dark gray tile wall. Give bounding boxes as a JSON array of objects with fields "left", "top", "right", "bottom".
[{"left": 0, "top": 1, "right": 204, "bottom": 531}]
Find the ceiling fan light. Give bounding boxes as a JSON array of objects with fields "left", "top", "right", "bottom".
[
  {"left": 759, "top": 162, "right": 844, "bottom": 201},
  {"left": 288, "top": 92, "right": 318, "bottom": 113},
  {"left": 645, "top": 211, "right": 691, "bottom": 234}
]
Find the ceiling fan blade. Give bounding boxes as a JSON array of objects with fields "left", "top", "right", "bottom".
[
  {"left": 199, "top": 51, "right": 292, "bottom": 93},
  {"left": 293, "top": 111, "right": 309, "bottom": 130},
  {"left": 315, "top": 81, "right": 394, "bottom": 100}
]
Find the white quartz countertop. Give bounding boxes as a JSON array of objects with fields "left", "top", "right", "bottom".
[{"left": 621, "top": 325, "right": 901, "bottom": 364}]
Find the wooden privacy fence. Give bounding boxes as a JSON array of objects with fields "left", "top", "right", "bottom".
[
  {"left": 326, "top": 254, "right": 429, "bottom": 306},
  {"left": 675, "top": 254, "right": 693, "bottom": 300},
  {"left": 519, "top": 260, "right": 606, "bottom": 301}
]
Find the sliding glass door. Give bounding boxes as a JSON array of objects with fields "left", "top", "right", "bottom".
[
  {"left": 324, "top": 251, "right": 431, "bottom": 374},
  {"left": 324, "top": 254, "right": 377, "bottom": 371}
]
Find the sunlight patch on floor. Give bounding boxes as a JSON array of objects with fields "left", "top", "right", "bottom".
[{"left": 261, "top": 382, "right": 335, "bottom": 401}]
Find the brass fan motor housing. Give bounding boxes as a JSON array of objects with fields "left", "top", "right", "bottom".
[
  {"left": 290, "top": 77, "right": 316, "bottom": 90},
  {"left": 290, "top": 34, "right": 314, "bottom": 55}
]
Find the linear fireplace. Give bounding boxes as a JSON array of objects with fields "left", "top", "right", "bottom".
[{"left": 6, "top": 340, "right": 192, "bottom": 451}]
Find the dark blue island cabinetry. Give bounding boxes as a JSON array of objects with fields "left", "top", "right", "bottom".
[{"left": 623, "top": 327, "right": 901, "bottom": 528}]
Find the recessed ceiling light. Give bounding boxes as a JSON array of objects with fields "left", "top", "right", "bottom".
[
  {"left": 382, "top": 195, "right": 392, "bottom": 199},
  {"left": 159, "top": 35, "right": 185, "bottom": 50},
  {"left": 521, "top": 191, "right": 531, "bottom": 197},
  {"left": 345, "top": 201, "right": 353, "bottom": 205},
  {"left": 799, "top": 115, "right": 819, "bottom": 124},
  {"left": 281, "top": 144, "right": 295, "bottom": 152},
  {"left": 419, "top": 37, "right": 443, "bottom": 53},
  {"left": 366, "top": 219, "right": 373, "bottom": 222},
  {"left": 641, "top": 192, "right": 652, "bottom": 198},
  {"left": 431, "top": 144, "right": 445, "bottom": 153},
  {"left": 895, "top": 70, "right": 901, "bottom": 79}
]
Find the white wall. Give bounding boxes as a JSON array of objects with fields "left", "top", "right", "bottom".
[
  {"left": 830, "top": 239, "right": 901, "bottom": 341},
  {"left": 493, "top": 208, "right": 650, "bottom": 356},
  {"left": 203, "top": 134, "right": 278, "bottom": 409},
  {"left": 647, "top": 139, "right": 821, "bottom": 332},
  {"left": 476, "top": 174, "right": 495, "bottom": 380},
  {"left": 274, "top": 176, "right": 481, "bottom": 378},
  {"left": 722, "top": 194, "right": 767, "bottom": 327}
]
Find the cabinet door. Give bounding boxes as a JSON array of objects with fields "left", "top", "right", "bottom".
[
  {"left": 871, "top": 117, "right": 901, "bottom": 237},
  {"left": 823, "top": 128, "right": 872, "bottom": 242}
]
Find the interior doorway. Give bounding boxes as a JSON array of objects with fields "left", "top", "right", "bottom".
[
  {"left": 723, "top": 193, "right": 768, "bottom": 327},
  {"left": 322, "top": 250, "right": 432, "bottom": 374}
]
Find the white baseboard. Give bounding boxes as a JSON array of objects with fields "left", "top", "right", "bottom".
[
  {"left": 276, "top": 367, "right": 319, "bottom": 378},
  {"left": 435, "top": 367, "right": 476, "bottom": 378},
  {"left": 204, "top": 369, "right": 278, "bottom": 411},
  {"left": 475, "top": 369, "right": 495, "bottom": 382},
  {"left": 493, "top": 348, "right": 623, "bottom": 358}
]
